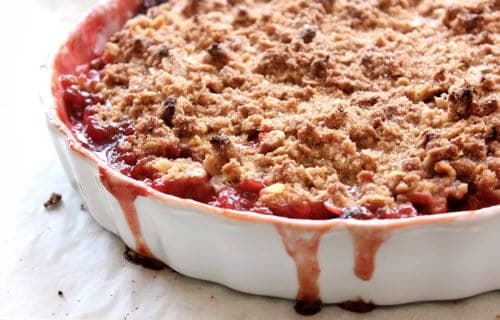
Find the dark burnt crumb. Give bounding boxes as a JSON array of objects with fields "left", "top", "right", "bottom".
[
  {"left": 124, "top": 246, "right": 166, "bottom": 271},
  {"left": 246, "top": 129, "right": 260, "bottom": 142},
  {"left": 155, "top": 44, "right": 169, "bottom": 58},
  {"left": 485, "top": 125, "right": 498, "bottom": 143},
  {"left": 339, "top": 300, "right": 376, "bottom": 313},
  {"left": 302, "top": 26, "right": 317, "bottom": 44},
  {"left": 140, "top": 0, "right": 169, "bottom": 14},
  {"left": 442, "top": 6, "right": 485, "bottom": 34},
  {"left": 58, "top": 291, "right": 64, "bottom": 298},
  {"left": 448, "top": 86, "right": 474, "bottom": 118},
  {"left": 44, "top": 193, "right": 62, "bottom": 210},
  {"left": 311, "top": 56, "right": 330, "bottom": 78},
  {"left": 162, "top": 96, "right": 177, "bottom": 127},
  {"left": 462, "top": 14, "right": 484, "bottom": 33},
  {"left": 80, "top": 203, "right": 87, "bottom": 211},
  {"left": 234, "top": 8, "right": 256, "bottom": 27},
  {"left": 210, "top": 135, "right": 231, "bottom": 150},
  {"left": 132, "top": 37, "right": 146, "bottom": 54},
  {"left": 207, "top": 42, "right": 230, "bottom": 69},
  {"left": 294, "top": 300, "right": 322, "bottom": 316}
]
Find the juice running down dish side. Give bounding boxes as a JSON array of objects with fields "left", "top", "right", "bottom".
[{"left": 49, "top": 0, "right": 500, "bottom": 315}]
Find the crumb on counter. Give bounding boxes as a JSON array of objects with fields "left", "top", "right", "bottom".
[{"left": 44, "top": 193, "right": 62, "bottom": 210}]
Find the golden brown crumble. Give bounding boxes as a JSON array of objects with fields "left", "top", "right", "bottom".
[{"left": 78, "top": 0, "right": 499, "bottom": 215}]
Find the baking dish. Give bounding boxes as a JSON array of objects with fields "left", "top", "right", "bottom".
[{"left": 45, "top": 0, "right": 500, "bottom": 309}]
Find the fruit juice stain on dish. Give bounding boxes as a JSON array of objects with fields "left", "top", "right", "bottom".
[
  {"left": 99, "top": 167, "right": 154, "bottom": 257},
  {"left": 277, "top": 223, "right": 389, "bottom": 314},
  {"left": 275, "top": 225, "right": 331, "bottom": 315},
  {"left": 347, "top": 226, "right": 391, "bottom": 281}
]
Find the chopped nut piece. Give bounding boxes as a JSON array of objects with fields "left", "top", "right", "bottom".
[
  {"left": 207, "top": 43, "right": 230, "bottom": 69},
  {"left": 302, "top": 26, "right": 317, "bottom": 44},
  {"left": 162, "top": 96, "right": 176, "bottom": 127}
]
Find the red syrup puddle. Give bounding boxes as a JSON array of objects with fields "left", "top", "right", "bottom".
[
  {"left": 124, "top": 246, "right": 166, "bottom": 271},
  {"left": 347, "top": 226, "right": 391, "bottom": 281},
  {"left": 99, "top": 166, "right": 154, "bottom": 257},
  {"left": 339, "top": 299, "right": 376, "bottom": 313},
  {"left": 275, "top": 224, "right": 331, "bottom": 316}
]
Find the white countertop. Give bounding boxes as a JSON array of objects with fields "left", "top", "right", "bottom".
[{"left": 0, "top": 1, "right": 498, "bottom": 318}]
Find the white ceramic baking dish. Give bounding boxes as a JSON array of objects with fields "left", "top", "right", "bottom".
[{"left": 45, "top": 0, "right": 500, "bottom": 309}]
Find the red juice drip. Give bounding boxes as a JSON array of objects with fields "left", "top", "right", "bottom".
[
  {"left": 99, "top": 167, "right": 153, "bottom": 257},
  {"left": 275, "top": 225, "right": 330, "bottom": 315},
  {"left": 347, "top": 226, "right": 390, "bottom": 281}
]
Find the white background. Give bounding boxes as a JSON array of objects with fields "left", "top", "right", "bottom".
[{"left": 0, "top": 0, "right": 498, "bottom": 318}]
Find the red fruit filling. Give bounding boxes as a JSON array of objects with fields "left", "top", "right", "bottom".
[
  {"left": 152, "top": 177, "right": 216, "bottom": 204},
  {"left": 209, "top": 179, "right": 271, "bottom": 214}
]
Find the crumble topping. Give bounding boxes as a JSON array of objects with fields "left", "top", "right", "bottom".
[{"left": 61, "top": 0, "right": 499, "bottom": 219}]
